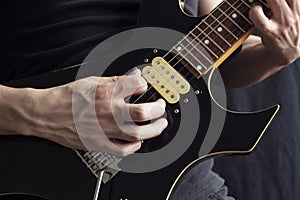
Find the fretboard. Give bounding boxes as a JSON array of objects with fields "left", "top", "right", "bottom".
[{"left": 173, "top": 0, "right": 269, "bottom": 78}]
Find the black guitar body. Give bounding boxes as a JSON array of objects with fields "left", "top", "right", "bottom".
[{"left": 0, "top": 0, "right": 279, "bottom": 199}]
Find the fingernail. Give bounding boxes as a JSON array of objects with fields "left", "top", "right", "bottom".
[
  {"left": 129, "top": 67, "right": 139, "bottom": 75},
  {"left": 163, "top": 119, "right": 168, "bottom": 129},
  {"left": 157, "top": 99, "right": 166, "bottom": 108},
  {"left": 137, "top": 77, "right": 148, "bottom": 86}
]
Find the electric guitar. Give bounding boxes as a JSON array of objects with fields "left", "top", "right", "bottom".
[{"left": 0, "top": 0, "right": 279, "bottom": 199}]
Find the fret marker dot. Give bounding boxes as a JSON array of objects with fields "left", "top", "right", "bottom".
[
  {"left": 197, "top": 65, "right": 202, "bottom": 70},
  {"left": 204, "top": 39, "right": 210, "bottom": 45},
  {"left": 217, "top": 27, "right": 223, "bottom": 32},
  {"left": 232, "top": 13, "right": 237, "bottom": 19},
  {"left": 177, "top": 46, "right": 182, "bottom": 51}
]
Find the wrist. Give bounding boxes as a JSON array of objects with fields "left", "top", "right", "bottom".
[
  {"left": 21, "top": 84, "right": 74, "bottom": 140},
  {"left": 261, "top": 43, "right": 300, "bottom": 67}
]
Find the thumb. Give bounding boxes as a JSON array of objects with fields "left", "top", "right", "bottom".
[{"left": 249, "top": 3, "right": 271, "bottom": 33}]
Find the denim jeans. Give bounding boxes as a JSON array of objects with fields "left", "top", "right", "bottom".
[{"left": 171, "top": 159, "right": 234, "bottom": 200}]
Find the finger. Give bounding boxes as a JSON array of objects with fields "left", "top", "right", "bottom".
[
  {"left": 286, "top": 0, "right": 298, "bottom": 9},
  {"left": 123, "top": 99, "right": 166, "bottom": 122},
  {"left": 292, "top": 0, "right": 300, "bottom": 14},
  {"left": 249, "top": 4, "right": 272, "bottom": 32},
  {"left": 113, "top": 73, "right": 148, "bottom": 98},
  {"left": 119, "top": 118, "right": 168, "bottom": 142},
  {"left": 265, "top": 0, "right": 290, "bottom": 17},
  {"left": 128, "top": 67, "right": 141, "bottom": 76},
  {"left": 100, "top": 115, "right": 167, "bottom": 142},
  {"left": 97, "top": 76, "right": 120, "bottom": 82},
  {"left": 98, "top": 68, "right": 141, "bottom": 84},
  {"left": 110, "top": 140, "right": 142, "bottom": 157}
]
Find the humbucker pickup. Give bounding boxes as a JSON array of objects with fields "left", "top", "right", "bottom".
[{"left": 142, "top": 57, "right": 190, "bottom": 104}]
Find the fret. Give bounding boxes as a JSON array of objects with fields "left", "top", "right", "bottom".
[
  {"left": 177, "top": 39, "right": 210, "bottom": 73},
  {"left": 240, "top": 0, "right": 251, "bottom": 8},
  {"left": 163, "top": 0, "right": 270, "bottom": 79},
  {"left": 202, "top": 20, "right": 232, "bottom": 47},
  {"left": 180, "top": 35, "right": 214, "bottom": 66},
  {"left": 204, "top": 15, "right": 237, "bottom": 48},
  {"left": 190, "top": 28, "right": 219, "bottom": 59},
  {"left": 192, "top": 25, "right": 226, "bottom": 58},
  {"left": 178, "top": 40, "right": 208, "bottom": 69},
  {"left": 196, "top": 23, "right": 231, "bottom": 59},
  {"left": 172, "top": 54, "right": 204, "bottom": 79},
  {"left": 173, "top": 0, "right": 256, "bottom": 71},
  {"left": 185, "top": 33, "right": 217, "bottom": 73},
  {"left": 226, "top": 0, "right": 253, "bottom": 26},
  {"left": 188, "top": 30, "right": 219, "bottom": 59},
  {"left": 196, "top": 26, "right": 225, "bottom": 54},
  {"left": 241, "top": 0, "right": 268, "bottom": 10},
  {"left": 218, "top": 3, "right": 246, "bottom": 33},
  {"left": 214, "top": 7, "right": 244, "bottom": 39},
  {"left": 191, "top": 46, "right": 212, "bottom": 68},
  {"left": 210, "top": 14, "right": 238, "bottom": 41}
]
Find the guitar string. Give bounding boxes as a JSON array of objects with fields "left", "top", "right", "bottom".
[
  {"left": 84, "top": 0, "right": 268, "bottom": 172},
  {"left": 162, "top": 0, "right": 268, "bottom": 80},
  {"left": 163, "top": 0, "right": 248, "bottom": 72},
  {"left": 129, "top": 1, "right": 251, "bottom": 106},
  {"left": 128, "top": 0, "right": 242, "bottom": 104},
  {"left": 130, "top": 0, "right": 251, "bottom": 105},
  {"left": 85, "top": 0, "right": 270, "bottom": 177},
  {"left": 163, "top": 0, "right": 268, "bottom": 64},
  {"left": 127, "top": 0, "right": 244, "bottom": 104},
  {"left": 80, "top": 0, "right": 262, "bottom": 154}
]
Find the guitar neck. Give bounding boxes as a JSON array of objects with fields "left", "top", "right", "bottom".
[{"left": 174, "top": 0, "right": 269, "bottom": 78}]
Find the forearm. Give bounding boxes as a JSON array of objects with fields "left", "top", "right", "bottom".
[
  {"left": 0, "top": 85, "right": 33, "bottom": 135},
  {"left": 0, "top": 72, "right": 167, "bottom": 156},
  {"left": 221, "top": 36, "right": 289, "bottom": 88}
]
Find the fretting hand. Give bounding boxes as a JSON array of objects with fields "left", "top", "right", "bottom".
[{"left": 249, "top": 0, "right": 300, "bottom": 65}]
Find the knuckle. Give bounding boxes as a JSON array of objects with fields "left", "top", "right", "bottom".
[
  {"left": 112, "top": 76, "right": 121, "bottom": 82},
  {"left": 96, "top": 87, "right": 110, "bottom": 100},
  {"left": 133, "top": 106, "right": 148, "bottom": 120},
  {"left": 286, "top": 17, "right": 296, "bottom": 27},
  {"left": 257, "top": 20, "right": 270, "bottom": 32}
]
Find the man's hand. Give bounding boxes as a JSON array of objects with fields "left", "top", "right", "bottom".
[
  {"left": 249, "top": 0, "right": 300, "bottom": 65},
  {"left": 5, "top": 69, "right": 167, "bottom": 157}
]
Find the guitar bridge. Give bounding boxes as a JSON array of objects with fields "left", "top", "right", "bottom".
[{"left": 75, "top": 150, "right": 121, "bottom": 183}]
